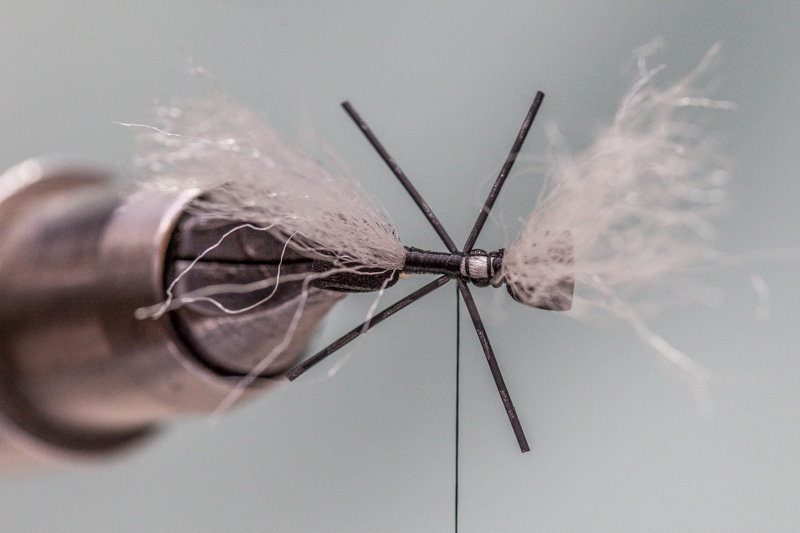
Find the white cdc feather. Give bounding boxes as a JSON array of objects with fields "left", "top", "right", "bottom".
[
  {"left": 504, "top": 44, "right": 733, "bottom": 316},
  {"left": 501, "top": 44, "right": 735, "bottom": 404},
  {"left": 130, "top": 93, "right": 406, "bottom": 271}
]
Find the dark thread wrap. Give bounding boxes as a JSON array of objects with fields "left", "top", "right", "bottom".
[{"left": 403, "top": 247, "right": 463, "bottom": 276}]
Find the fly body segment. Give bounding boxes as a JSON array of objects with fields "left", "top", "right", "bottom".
[{"left": 287, "top": 92, "right": 573, "bottom": 453}]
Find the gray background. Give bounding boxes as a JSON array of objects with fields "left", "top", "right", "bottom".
[{"left": 1, "top": 1, "right": 799, "bottom": 531}]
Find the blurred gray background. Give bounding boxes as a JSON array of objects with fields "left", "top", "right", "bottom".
[{"left": 1, "top": 1, "right": 799, "bottom": 531}]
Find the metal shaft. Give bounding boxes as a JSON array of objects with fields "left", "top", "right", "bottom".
[{"left": 0, "top": 157, "right": 339, "bottom": 467}]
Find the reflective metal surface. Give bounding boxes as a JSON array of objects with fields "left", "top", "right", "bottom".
[{"left": 0, "top": 157, "right": 340, "bottom": 465}]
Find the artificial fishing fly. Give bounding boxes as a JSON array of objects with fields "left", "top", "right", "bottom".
[{"left": 136, "top": 44, "right": 732, "bottom": 453}]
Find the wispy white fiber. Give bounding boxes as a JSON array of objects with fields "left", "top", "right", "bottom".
[
  {"left": 503, "top": 43, "right": 734, "bottom": 395},
  {"left": 505, "top": 44, "right": 732, "bottom": 308},
  {"left": 129, "top": 93, "right": 406, "bottom": 271},
  {"left": 129, "top": 47, "right": 740, "bottom": 405}
]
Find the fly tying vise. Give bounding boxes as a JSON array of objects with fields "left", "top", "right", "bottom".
[{"left": 286, "top": 93, "right": 574, "bottom": 453}]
